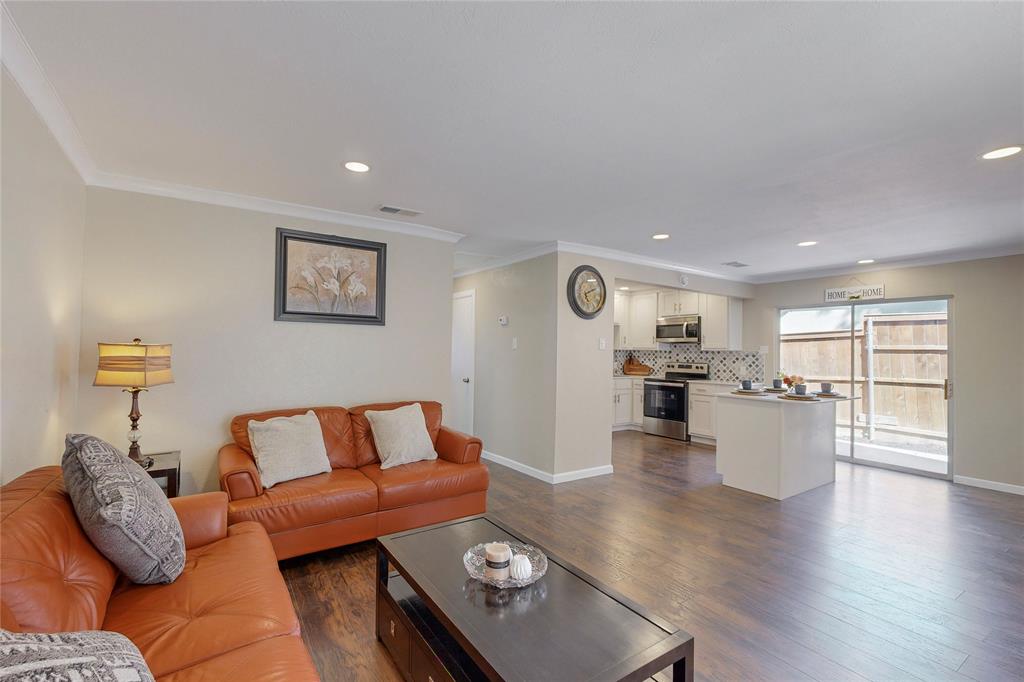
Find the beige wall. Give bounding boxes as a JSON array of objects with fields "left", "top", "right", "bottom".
[
  {"left": 78, "top": 188, "right": 455, "bottom": 493},
  {"left": 745, "top": 255, "right": 1024, "bottom": 487},
  {"left": 1, "top": 70, "right": 86, "bottom": 482},
  {"left": 453, "top": 253, "right": 558, "bottom": 472}
]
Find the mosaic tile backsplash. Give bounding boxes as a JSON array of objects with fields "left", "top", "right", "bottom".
[{"left": 613, "top": 348, "right": 765, "bottom": 383}]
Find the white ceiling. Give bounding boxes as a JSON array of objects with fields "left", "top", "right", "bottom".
[{"left": 5, "top": 1, "right": 1023, "bottom": 282}]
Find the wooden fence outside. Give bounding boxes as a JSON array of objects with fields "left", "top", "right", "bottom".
[{"left": 780, "top": 313, "right": 948, "bottom": 439}]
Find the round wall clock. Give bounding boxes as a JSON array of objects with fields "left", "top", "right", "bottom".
[{"left": 567, "top": 265, "right": 607, "bottom": 319}]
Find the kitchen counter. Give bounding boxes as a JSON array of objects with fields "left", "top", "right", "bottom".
[{"left": 714, "top": 393, "right": 857, "bottom": 500}]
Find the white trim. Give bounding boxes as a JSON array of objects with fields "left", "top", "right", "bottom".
[
  {"left": 451, "top": 289, "right": 475, "bottom": 435},
  {"left": 452, "top": 288, "right": 476, "bottom": 300},
  {"left": 1, "top": 4, "right": 97, "bottom": 182},
  {"left": 749, "top": 245, "right": 1024, "bottom": 284},
  {"left": 90, "top": 171, "right": 465, "bottom": 243},
  {"left": 454, "top": 242, "right": 559, "bottom": 278},
  {"left": 481, "top": 450, "right": 614, "bottom": 484},
  {"left": 481, "top": 450, "right": 556, "bottom": 483},
  {"left": 953, "top": 475, "right": 1024, "bottom": 496},
  {"left": 555, "top": 241, "right": 747, "bottom": 282},
  {"left": 612, "top": 424, "right": 642, "bottom": 432},
  {"left": 552, "top": 464, "right": 614, "bottom": 484}
]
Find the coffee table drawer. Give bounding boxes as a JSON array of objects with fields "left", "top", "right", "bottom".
[
  {"left": 410, "top": 642, "right": 454, "bottom": 682},
  {"left": 378, "top": 593, "right": 411, "bottom": 675}
]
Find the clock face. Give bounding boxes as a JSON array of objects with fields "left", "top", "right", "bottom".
[{"left": 567, "top": 265, "right": 606, "bottom": 319}]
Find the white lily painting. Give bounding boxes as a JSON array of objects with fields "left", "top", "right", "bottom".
[{"left": 284, "top": 238, "right": 379, "bottom": 317}]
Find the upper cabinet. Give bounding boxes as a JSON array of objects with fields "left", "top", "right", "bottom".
[
  {"left": 628, "top": 291, "right": 659, "bottom": 349},
  {"left": 617, "top": 287, "right": 742, "bottom": 351},
  {"left": 699, "top": 293, "right": 743, "bottom": 350},
  {"left": 657, "top": 290, "right": 699, "bottom": 317}
]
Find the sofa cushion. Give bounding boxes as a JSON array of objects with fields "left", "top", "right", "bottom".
[
  {"left": 231, "top": 406, "right": 357, "bottom": 469},
  {"left": 1, "top": 467, "right": 117, "bottom": 633},
  {"left": 154, "top": 634, "right": 318, "bottom": 682},
  {"left": 62, "top": 434, "right": 186, "bottom": 585},
  {"left": 247, "top": 411, "right": 332, "bottom": 488},
  {"left": 359, "top": 460, "right": 490, "bottom": 511},
  {"left": 226, "top": 468, "right": 378, "bottom": 535},
  {"left": 364, "top": 403, "right": 437, "bottom": 470},
  {"left": 349, "top": 401, "right": 443, "bottom": 467},
  {"left": 0, "top": 628, "right": 154, "bottom": 682},
  {"left": 102, "top": 522, "right": 299, "bottom": 678}
]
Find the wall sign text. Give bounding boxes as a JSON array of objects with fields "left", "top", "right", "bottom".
[{"left": 824, "top": 284, "right": 885, "bottom": 302}]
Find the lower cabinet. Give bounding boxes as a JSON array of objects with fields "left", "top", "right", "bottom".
[
  {"left": 688, "top": 382, "right": 735, "bottom": 439},
  {"left": 613, "top": 378, "right": 645, "bottom": 427}
]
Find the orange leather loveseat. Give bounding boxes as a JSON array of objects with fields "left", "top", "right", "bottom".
[
  {"left": 217, "top": 401, "right": 489, "bottom": 559},
  {"left": 0, "top": 467, "right": 319, "bottom": 681}
]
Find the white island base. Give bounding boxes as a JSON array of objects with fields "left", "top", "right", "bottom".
[{"left": 715, "top": 393, "right": 856, "bottom": 500}]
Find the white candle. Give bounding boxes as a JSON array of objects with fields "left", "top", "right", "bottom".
[{"left": 484, "top": 542, "right": 511, "bottom": 581}]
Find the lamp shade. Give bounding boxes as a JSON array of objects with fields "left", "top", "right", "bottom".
[{"left": 94, "top": 339, "right": 173, "bottom": 388}]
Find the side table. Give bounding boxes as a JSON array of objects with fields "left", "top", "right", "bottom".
[{"left": 143, "top": 450, "right": 181, "bottom": 498}]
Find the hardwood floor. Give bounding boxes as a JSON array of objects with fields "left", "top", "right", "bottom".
[{"left": 280, "top": 432, "right": 1024, "bottom": 681}]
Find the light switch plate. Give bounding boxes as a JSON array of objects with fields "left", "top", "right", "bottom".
[
  {"left": 598, "top": 337, "right": 607, "bottom": 350},
  {"left": 512, "top": 336, "right": 518, "bottom": 350}
]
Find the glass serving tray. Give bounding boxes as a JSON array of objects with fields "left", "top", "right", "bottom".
[{"left": 463, "top": 541, "right": 548, "bottom": 589}]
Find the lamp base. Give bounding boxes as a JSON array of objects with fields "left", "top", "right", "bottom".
[{"left": 127, "top": 441, "right": 154, "bottom": 470}]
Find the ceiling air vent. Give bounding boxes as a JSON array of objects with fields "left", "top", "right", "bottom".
[
  {"left": 378, "top": 205, "right": 422, "bottom": 218},
  {"left": 721, "top": 261, "right": 750, "bottom": 268}
]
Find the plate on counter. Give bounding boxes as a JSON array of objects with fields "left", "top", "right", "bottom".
[
  {"left": 813, "top": 391, "right": 845, "bottom": 398},
  {"left": 764, "top": 387, "right": 788, "bottom": 393},
  {"left": 779, "top": 393, "right": 821, "bottom": 401},
  {"left": 732, "top": 389, "right": 765, "bottom": 395}
]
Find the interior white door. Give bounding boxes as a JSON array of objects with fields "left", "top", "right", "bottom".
[{"left": 451, "top": 291, "right": 475, "bottom": 435}]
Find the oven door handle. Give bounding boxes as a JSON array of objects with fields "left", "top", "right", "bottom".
[{"left": 644, "top": 380, "right": 687, "bottom": 387}]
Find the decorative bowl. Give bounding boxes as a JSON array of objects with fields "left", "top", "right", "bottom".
[{"left": 463, "top": 541, "right": 548, "bottom": 589}]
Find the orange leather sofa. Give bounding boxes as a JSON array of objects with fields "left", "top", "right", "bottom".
[
  {"left": 0, "top": 467, "right": 319, "bottom": 681},
  {"left": 218, "top": 401, "right": 489, "bottom": 559}
]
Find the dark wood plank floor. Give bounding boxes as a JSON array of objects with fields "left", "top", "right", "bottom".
[{"left": 280, "top": 431, "right": 1024, "bottom": 681}]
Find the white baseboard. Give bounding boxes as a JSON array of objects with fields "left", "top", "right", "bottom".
[
  {"left": 482, "top": 450, "right": 613, "bottom": 485},
  {"left": 953, "top": 475, "right": 1024, "bottom": 496},
  {"left": 612, "top": 424, "right": 642, "bottom": 432}
]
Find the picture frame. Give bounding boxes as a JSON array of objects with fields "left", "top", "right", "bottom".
[{"left": 274, "top": 227, "right": 387, "bottom": 325}]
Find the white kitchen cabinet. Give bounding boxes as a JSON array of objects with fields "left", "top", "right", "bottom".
[
  {"left": 628, "top": 291, "right": 659, "bottom": 349},
  {"left": 613, "top": 389, "right": 632, "bottom": 425},
  {"left": 657, "top": 290, "right": 699, "bottom": 317},
  {"left": 689, "top": 395, "right": 715, "bottom": 437},
  {"left": 631, "top": 379, "right": 644, "bottom": 425},
  {"left": 699, "top": 293, "right": 743, "bottom": 350},
  {"left": 613, "top": 291, "right": 629, "bottom": 326}
]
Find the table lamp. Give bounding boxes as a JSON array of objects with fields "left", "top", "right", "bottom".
[{"left": 94, "top": 338, "right": 174, "bottom": 464}]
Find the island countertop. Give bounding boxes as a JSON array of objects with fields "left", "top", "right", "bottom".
[{"left": 715, "top": 392, "right": 858, "bottom": 405}]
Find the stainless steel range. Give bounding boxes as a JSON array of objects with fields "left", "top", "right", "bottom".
[{"left": 642, "top": 363, "right": 710, "bottom": 441}]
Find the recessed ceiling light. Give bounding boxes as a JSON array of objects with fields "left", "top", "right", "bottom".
[
  {"left": 797, "top": 241, "right": 818, "bottom": 247},
  {"left": 344, "top": 161, "right": 370, "bottom": 173},
  {"left": 652, "top": 233, "right": 670, "bottom": 240},
  {"left": 981, "top": 146, "right": 1021, "bottom": 160},
  {"left": 618, "top": 286, "right": 630, "bottom": 291},
  {"left": 857, "top": 259, "right": 875, "bottom": 264}
]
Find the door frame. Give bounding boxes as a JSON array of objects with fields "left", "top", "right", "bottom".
[
  {"left": 776, "top": 295, "right": 954, "bottom": 480},
  {"left": 451, "top": 289, "right": 476, "bottom": 435}
]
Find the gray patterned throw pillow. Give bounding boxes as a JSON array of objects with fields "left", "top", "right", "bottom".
[
  {"left": 61, "top": 434, "right": 185, "bottom": 584},
  {"left": 0, "top": 629, "right": 154, "bottom": 681}
]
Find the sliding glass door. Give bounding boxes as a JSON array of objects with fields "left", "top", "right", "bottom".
[{"left": 779, "top": 298, "right": 951, "bottom": 478}]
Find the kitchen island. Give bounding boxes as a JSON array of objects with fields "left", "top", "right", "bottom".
[{"left": 715, "top": 392, "right": 857, "bottom": 500}]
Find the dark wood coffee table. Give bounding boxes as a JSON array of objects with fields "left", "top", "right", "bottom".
[{"left": 376, "top": 515, "right": 694, "bottom": 681}]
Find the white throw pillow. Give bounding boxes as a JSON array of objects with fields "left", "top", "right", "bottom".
[
  {"left": 247, "top": 410, "right": 332, "bottom": 488},
  {"left": 364, "top": 403, "right": 437, "bottom": 470}
]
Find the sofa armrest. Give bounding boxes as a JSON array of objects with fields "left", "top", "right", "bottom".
[
  {"left": 436, "top": 426, "right": 483, "bottom": 464},
  {"left": 218, "top": 443, "right": 263, "bottom": 500},
  {"left": 170, "top": 492, "right": 228, "bottom": 550}
]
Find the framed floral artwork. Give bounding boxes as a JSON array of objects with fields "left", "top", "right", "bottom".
[{"left": 274, "top": 227, "right": 386, "bottom": 325}]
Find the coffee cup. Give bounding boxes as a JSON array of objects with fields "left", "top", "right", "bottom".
[
  {"left": 820, "top": 382, "right": 834, "bottom": 394},
  {"left": 772, "top": 378, "right": 783, "bottom": 389},
  {"left": 794, "top": 384, "right": 807, "bottom": 396},
  {"left": 741, "top": 380, "right": 752, "bottom": 390}
]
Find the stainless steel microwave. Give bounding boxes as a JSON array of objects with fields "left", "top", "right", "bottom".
[{"left": 655, "top": 315, "right": 701, "bottom": 343}]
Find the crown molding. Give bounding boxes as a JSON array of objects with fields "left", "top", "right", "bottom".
[
  {"left": 747, "top": 243, "right": 1024, "bottom": 284},
  {"left": 453, "top": 242, "right": 559, "bottom": 278},
  {"left": 2, "top": 6, "right": 464, "bottom": 244},
  {"left": 1, "top": 3, "right": 96, "bottom": 182},
  {"left": 554, "top": 241, "right": 749, "bottom": 282},
  {"left": 90, "top": 171, "right": 465, "bottom": 243}
]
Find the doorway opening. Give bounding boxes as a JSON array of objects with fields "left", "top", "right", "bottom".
[{"left": 779, "top": 298, "right": 951, "bottom": 478}]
